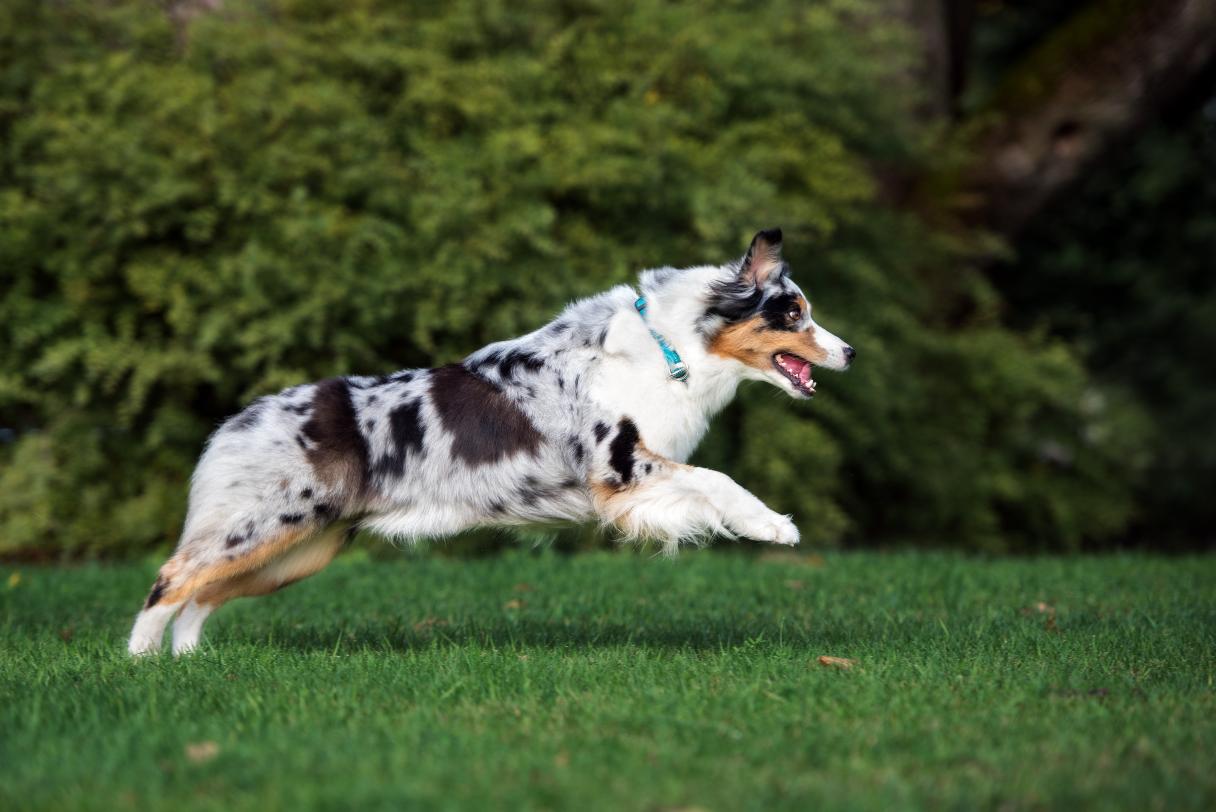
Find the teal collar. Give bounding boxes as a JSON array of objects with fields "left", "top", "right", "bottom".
[{"left": 634, "top": 296, "right": 688, "bottom": 382}]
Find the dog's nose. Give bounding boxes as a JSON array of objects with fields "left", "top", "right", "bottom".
[{"left": 843, "top": 345, "right": 856, "bottom": 364}]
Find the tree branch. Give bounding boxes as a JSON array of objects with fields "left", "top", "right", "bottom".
[{"left": 960, "top": 0, "right": 1216, "bottom": 237}]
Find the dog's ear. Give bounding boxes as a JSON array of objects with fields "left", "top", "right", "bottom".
[{"left": 739, "top": 228, "right": 784, "bottom": 288}]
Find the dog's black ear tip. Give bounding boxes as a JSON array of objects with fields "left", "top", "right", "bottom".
[
  {"left": 755, "top": 227, "right": 782, "bottom": 245},
  {"left": 748, "top": 228, "right": 783, "bottom": 255}
]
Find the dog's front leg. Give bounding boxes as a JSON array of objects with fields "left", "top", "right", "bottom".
[{"left": 588, "top": 418, "right": 799, "bottom": 551}]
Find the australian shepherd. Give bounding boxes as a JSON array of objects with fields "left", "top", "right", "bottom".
[{"left": 128, "top": 229, "right": 854, "bottom": 655}]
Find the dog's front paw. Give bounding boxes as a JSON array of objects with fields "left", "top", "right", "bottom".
[{"left": 731, "top": 512, "right": 800, "bottom": 546}]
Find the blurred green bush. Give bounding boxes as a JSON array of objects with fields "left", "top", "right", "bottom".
[{"left": 0, "top": 0, "right": 1145, "bottom": 557}]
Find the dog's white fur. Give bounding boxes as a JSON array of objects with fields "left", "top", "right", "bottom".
[{"left": 128, "top": 229, "right": 853, "bottom": 655}]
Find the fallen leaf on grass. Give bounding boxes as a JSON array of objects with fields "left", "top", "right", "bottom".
[
  {"left": 185, "top": 741, "right": 219, "bottom": 764},
  {"left": 817, "top": 656, "right": 856, "bottom": 670},
  {"left": 1020, "top": 601, "right": 1058, "bottom": 632},
  {"left": 7, "top": 572, "right": 20, "bottom": 589}
]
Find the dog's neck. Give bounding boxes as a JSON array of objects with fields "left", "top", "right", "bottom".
[{"left": 589, "top": 269, "right": 745, "bottom": 461}]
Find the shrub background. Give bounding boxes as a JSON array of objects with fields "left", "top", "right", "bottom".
[{"left": 1, "top": 0, "right": 1196, "bottom": 558}]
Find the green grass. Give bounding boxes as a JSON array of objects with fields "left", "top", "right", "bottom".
[{"left": 2, "top": 549, "right": 1214, "bottom": 811}]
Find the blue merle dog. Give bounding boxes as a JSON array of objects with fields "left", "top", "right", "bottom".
[{"left": 129, "top": 229, "right": 855, "bottom": 655}]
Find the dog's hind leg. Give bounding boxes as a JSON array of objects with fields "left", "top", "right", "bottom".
[
  {"left": 129, "top": 548, "right": 206, "bottom": 655},
  {"left": 128, "top": 519, "right": 318, "bottom": 656},
  {"left": 169, "top": 523, "right": 352, "bottom": 655},
  {"left": 169, "top": 599, "right": 215, "bottom": 656},
  {"left": 127, "top": 588, "right": 183, "bottom": 656}
]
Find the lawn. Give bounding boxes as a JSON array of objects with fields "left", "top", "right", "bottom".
[{"left": 1, "top": 548, "right": 1213, "bottom": 811}]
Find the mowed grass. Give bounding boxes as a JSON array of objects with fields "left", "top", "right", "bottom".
[{"left": 1, "top": 549, "right": 1214, "bottom": 811}]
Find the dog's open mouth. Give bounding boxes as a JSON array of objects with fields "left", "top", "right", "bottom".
[{"left": 773, "top": 352, "right": 815, "bottom": 396}]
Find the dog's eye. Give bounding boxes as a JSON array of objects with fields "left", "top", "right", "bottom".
[{"left": 786, "top": 306, "right": 801, "bottom": 322}]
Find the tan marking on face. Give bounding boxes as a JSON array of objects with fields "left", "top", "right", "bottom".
[{"left": 708, "top": 313, "right": 829, "bottom": 373}]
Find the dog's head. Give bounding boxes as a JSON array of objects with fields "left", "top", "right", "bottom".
[{"left": 704, "top": 229, "right": 854, "bottom": 398}]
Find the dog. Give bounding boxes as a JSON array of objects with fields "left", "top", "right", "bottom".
[{"left": 128, "top": 228, "right": 854, "bottom": 655}]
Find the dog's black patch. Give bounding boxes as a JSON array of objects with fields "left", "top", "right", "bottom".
[
  {"left": 609, "top": 418, "right": 640, "bottom": 484},
  {"left": 300, "top": 488, "right": 313, "bottom": 499},
  {"left": 144, "top": 576, "right": 168, "bottom": 608},
  {"left": 570, "top": 438, "right": 585, "bottom": 464},
  {"left": 705, "top": 276, "right": 764, "bottom": 323},
  {"left": 367, "top": 394, "right": 378, "bottom": 406},
  {"left": 365, "top": 419, "right": 375, "bottom": 431},
  {"left": 497, "top": 350, "right": 545, "bottom": 380},
  {"left": 644, "top": 463, "right": 653, "bottom": 475},
  {"left": 593, "top": 422, "right": 610, "bottom": 443},
  {"left": 225, "top": 532, "right": 247, "bottom": 549},
  {"left": 283, "top": 401, "right": 312, "bottom": 416},
  {"left": 302, "top": 378, "right": 371, "bottom": 492},
  {"left": 760, "top": 292, "right": 802, "bottom": 332},
  {"left": 279, "top": 512, "right": 305, "bottom": 525},
  {"left": 313, "top": 502, "right": 334, "bottom": 518},
  {"left": 225, "top": 398, "right": 268, "bottom": 431},
  {"left": 391, "top": 371, "right": 415, "bottom": 383},
  {"left": 551, "top": 321, "right": 570, "bottom": 334},
  {"left": 430, "top": 365, "right": 543, "bottom": 465},
  {"left": 488, "top": 500, "right": 507, "bottom": 514},
  {"left": 372, "top": 399, "right": 425, "bottom": 479},
  {"left": 295, "top": 434, "right": 308, "bottom": 450},
  {"left": 596, "top": 326, "right": 609, "bottom": 347},
  {"left": 474, "top": 350, "right": 503, "bottom": 370}
]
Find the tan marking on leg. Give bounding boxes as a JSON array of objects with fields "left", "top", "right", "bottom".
[
  {"left": 193, "top": 524, "right": 349, "bottom": 606},
  {"left": 159, "top": 524, "right": 315, "bottom": 605},
  {"left": 589, "top": 444, "right": 690, "bottom": 537}
]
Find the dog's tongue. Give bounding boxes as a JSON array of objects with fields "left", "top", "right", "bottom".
[{"left": 780, "top": 353, "right": 812, "bottom": 385}]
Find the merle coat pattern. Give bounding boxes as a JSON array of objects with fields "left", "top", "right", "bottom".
[{"left": 129, "top": 229, "right": 854, "bottom": 655}]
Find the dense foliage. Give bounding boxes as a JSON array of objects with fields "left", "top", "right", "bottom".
[{"left": 0, "top": 0, "right": 1143, "bottom": 556}]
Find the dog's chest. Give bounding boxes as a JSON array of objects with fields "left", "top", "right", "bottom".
[{"left": 588, "top": 355, "right": 733, "bottom": 462}]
